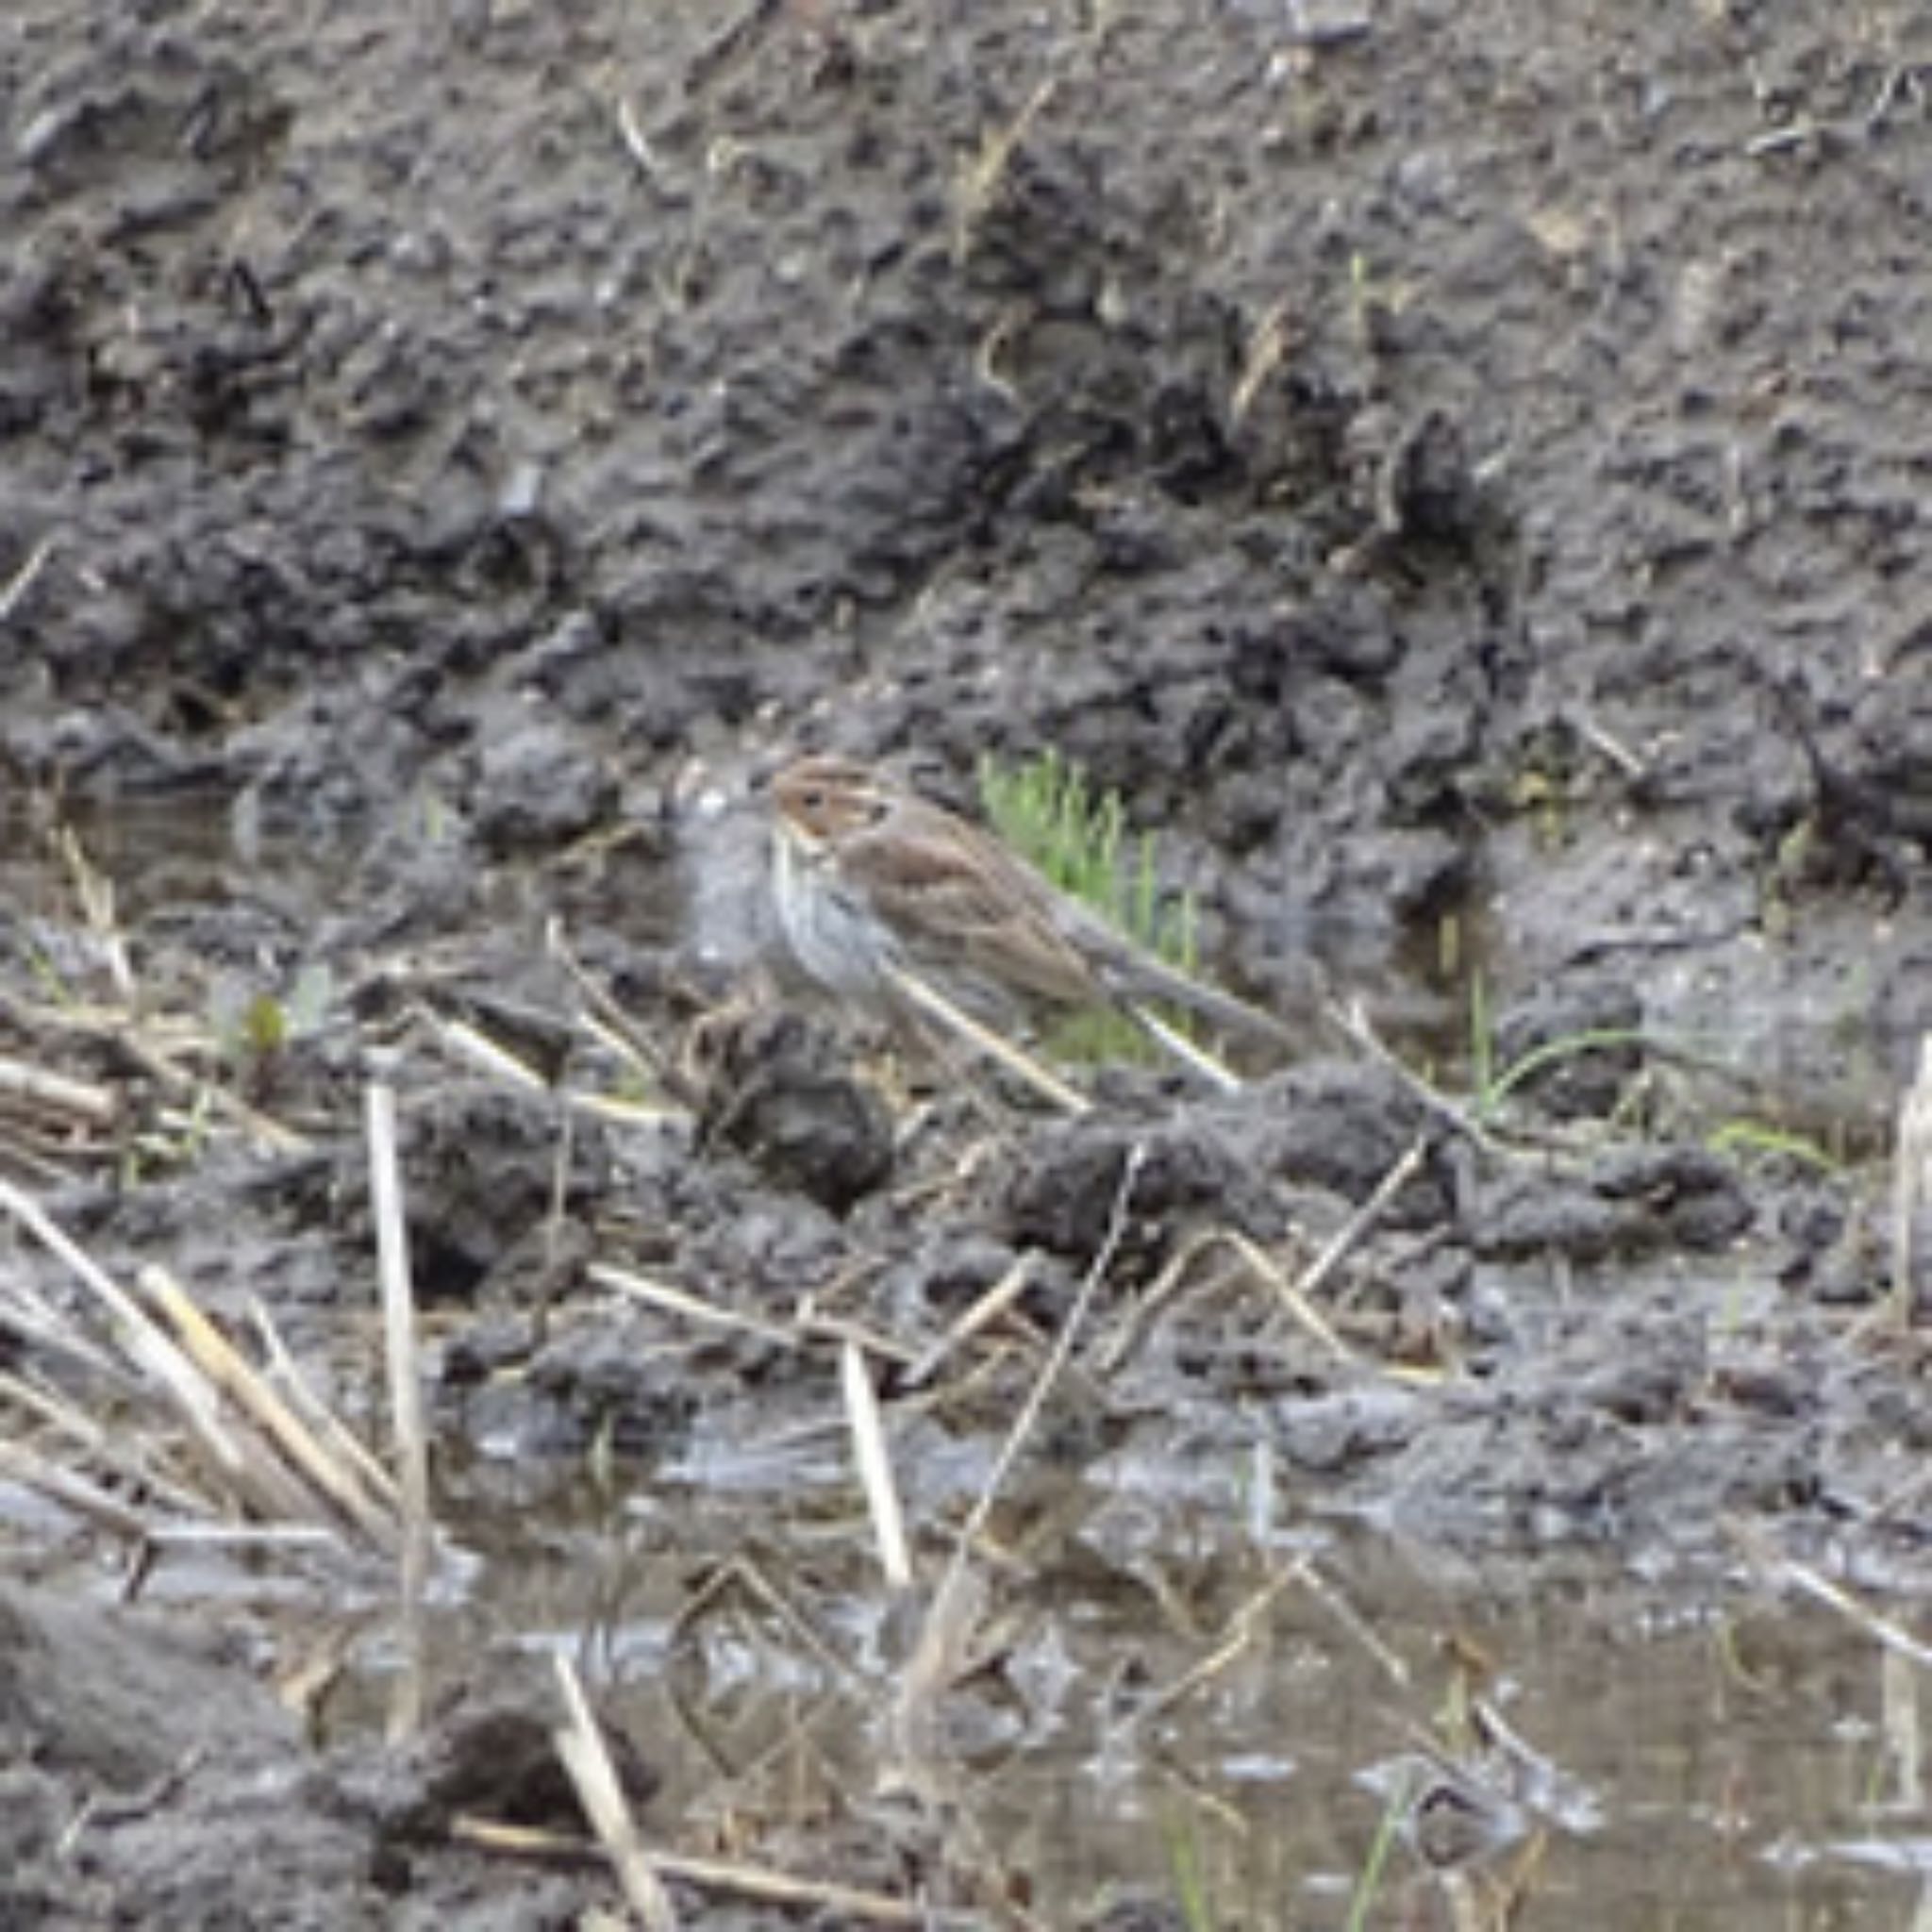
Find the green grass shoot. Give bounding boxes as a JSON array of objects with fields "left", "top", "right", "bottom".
[
  {"left": 977, "top": 748, "right": 1199, "bottom": 1059},
  {"left": 977, "top": 747, "right": 1196, "bottom": 970}
]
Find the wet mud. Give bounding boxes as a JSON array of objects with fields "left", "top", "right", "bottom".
[{"left": 3, "top": 0, "right": 1930, "bottom": 1924}]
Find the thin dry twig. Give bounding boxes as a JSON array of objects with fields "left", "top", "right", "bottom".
[
  {"left": 888, "top": 1559, "right": 991, "bottom": 1787},
  {"left": 414, "top": 996, "right": 680, "bottom": 1132},
  {"left": 1229, "top": 298, "right": 1293, "bottom": 430},
  {"left": 452, "top": 1814, "right": 976, "bottom": 1927},
  {"left": 418, "top": 1008, "right": 556, "bottom": 1094},
  {"left": 961, "top": 1141, "right": 1144, "bottom": 1550},
  {"left": 1091, "top": 1224, "right": 1243, "bottom": 1377},
  {"left": 0, "top": 986, "right": 306, "bottom": 1158},
  {"left": 1275, "top": 1132, "right": 1432, "bottom": 1314},
  {"left": 953, "top": 74, "right": 1061, "bottom": 263},
  {"left": 0, "top": 1269, "right": 133, "bottom": 1386},
  {"left": 0, "top": 532, "right": 57, "bottom": 625},
  {"left": 1570, "top": 710, "right": 1648, "bottom": 780},
  {"left": 545, "top": 917, "right": 683, "bottom": 1100},
  {"left": 1296, "top": 1555, "right": 1414, "bottom": 1689},
  {"left": 1731, "top": 1521, "right": 1932, "bottom": 1673},
  {"left": 890, "top": 1144, "right": 1146, "bottom": 1782},
  {"left": 0, "top": 1435, "right": 161, "bottom": 1542},
  {"left": 901, "top": 1251, "right": 1039, "bottom": 1390},
  {"left": 112, "top": 1025, "right": 310, "bottom": 1156},
  {"left": 248, "top": 1298, "right": 402, "bottom": 1510},
  {"left": 0, "top": 1368, "right": 215, "bottom": 1522},
  {"left": 612, "top": 90, "right": 658, "bottom": 179},
  {"left": 1234, "top": 1224, "right": 1361, "bottom": 1362},
  {"left": 885, "top": 962, "right": 1089, "bottom": 1114},
  {"left": 591, "top": 1259, "right": 803, "bottom": 1353},
  {"left": 1093, "top": 1194, "right": 1397, "bottom": 1383},
  {"left": 1126, "top": 1004, "right": 1242, "bottom": 1092},
  {"left": 793, "top": 1307, "right": 921, "bottom": 1371},
  {"left": 1324, "top": 996, "right": 1495, "bottom": 1152},
  {"left": 0, "top": 1183, "right": 402, "bottom": 1557},
  {"left": 52, "top": 824, "right": 135, "bottom": 1008},
  {"left": 669, "top": 1554, "right": 859, "bottom": 1693},
  {"left": 1119, "top": 1564, "right": 1307, "bottom": 1737}
]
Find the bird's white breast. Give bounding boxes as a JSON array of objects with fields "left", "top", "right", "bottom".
[{"left": 771, "top": 830, "right": 893, "bottom": 994}]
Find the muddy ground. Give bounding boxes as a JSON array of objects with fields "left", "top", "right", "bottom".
[{"left": 2, "top": 0, "right": 1930, "bottom": 1924}]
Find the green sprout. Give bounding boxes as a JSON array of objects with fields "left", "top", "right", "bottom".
[
  {"left": 1465, "top": 968, "right": 1653, "bottom": 1124},
  {"left": 977, "top": 749, "right": 1199, "bottom": 1058},
  {"left": 1706, "top": 1118, "right": 1841, "bottom": 1174},
  {"left": 977, "top": 748, "right": 1196, "bottom": 970},
  {"left": 1164, "top": 1813, "right": 1219, "bottom": 1932},
  {"left": 208, "top": 961, "right": 335, "bottom": 1079}
]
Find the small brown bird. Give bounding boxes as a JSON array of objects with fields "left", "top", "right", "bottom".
[{"left": 766, "top": 754, "right": 1291, "bottom": 1058}]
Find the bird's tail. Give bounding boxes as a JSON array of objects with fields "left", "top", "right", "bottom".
[{"left": 1103, "top": 941, "right": 1302, "bottom": 1048}]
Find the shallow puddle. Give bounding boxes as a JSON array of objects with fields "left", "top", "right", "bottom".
[{"left": 374, "top": 1445, "right": 1932, "bottom": 1928}]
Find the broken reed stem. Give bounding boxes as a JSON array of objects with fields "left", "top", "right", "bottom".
[
  {"left": 552, "top": 1653, "right": 681, "bottom": 1932},
  {"left": 0, "top": 1178, "right": 254, "bottom": 1481},
  {"left": 0, "top": 1049, "right": 120, "bottom": 1129},
  {"left": 248, "top": 1298, "right": 403, "bottom": 1511},
  {"left": 1892, "top": 1033, "right": 1932, "bottom": 1324},
  {"left": 145, "top": 1264, "right": 398, "bottom": 1551},
  {"left": 841, "top": 1338, "right": 914, "bottom": 1592},
  {"left": 0, "top": 1182, "right": 402, "bottom": 1553},
  {"left": 366, "top": 1079, "right": 433, "bottom": 1741}
]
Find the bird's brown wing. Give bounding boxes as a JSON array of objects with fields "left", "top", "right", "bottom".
[{"left": 841, "top": 808, "right": 1100, "bottom": 1012}]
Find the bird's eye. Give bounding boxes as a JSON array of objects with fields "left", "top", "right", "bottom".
[{"left": 801, "top": 788, "right": 824, "bottom": 811}]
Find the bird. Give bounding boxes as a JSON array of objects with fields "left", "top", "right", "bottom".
[{"left": 764, "top": 754, "right": 1293, "bottom": 1076}]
